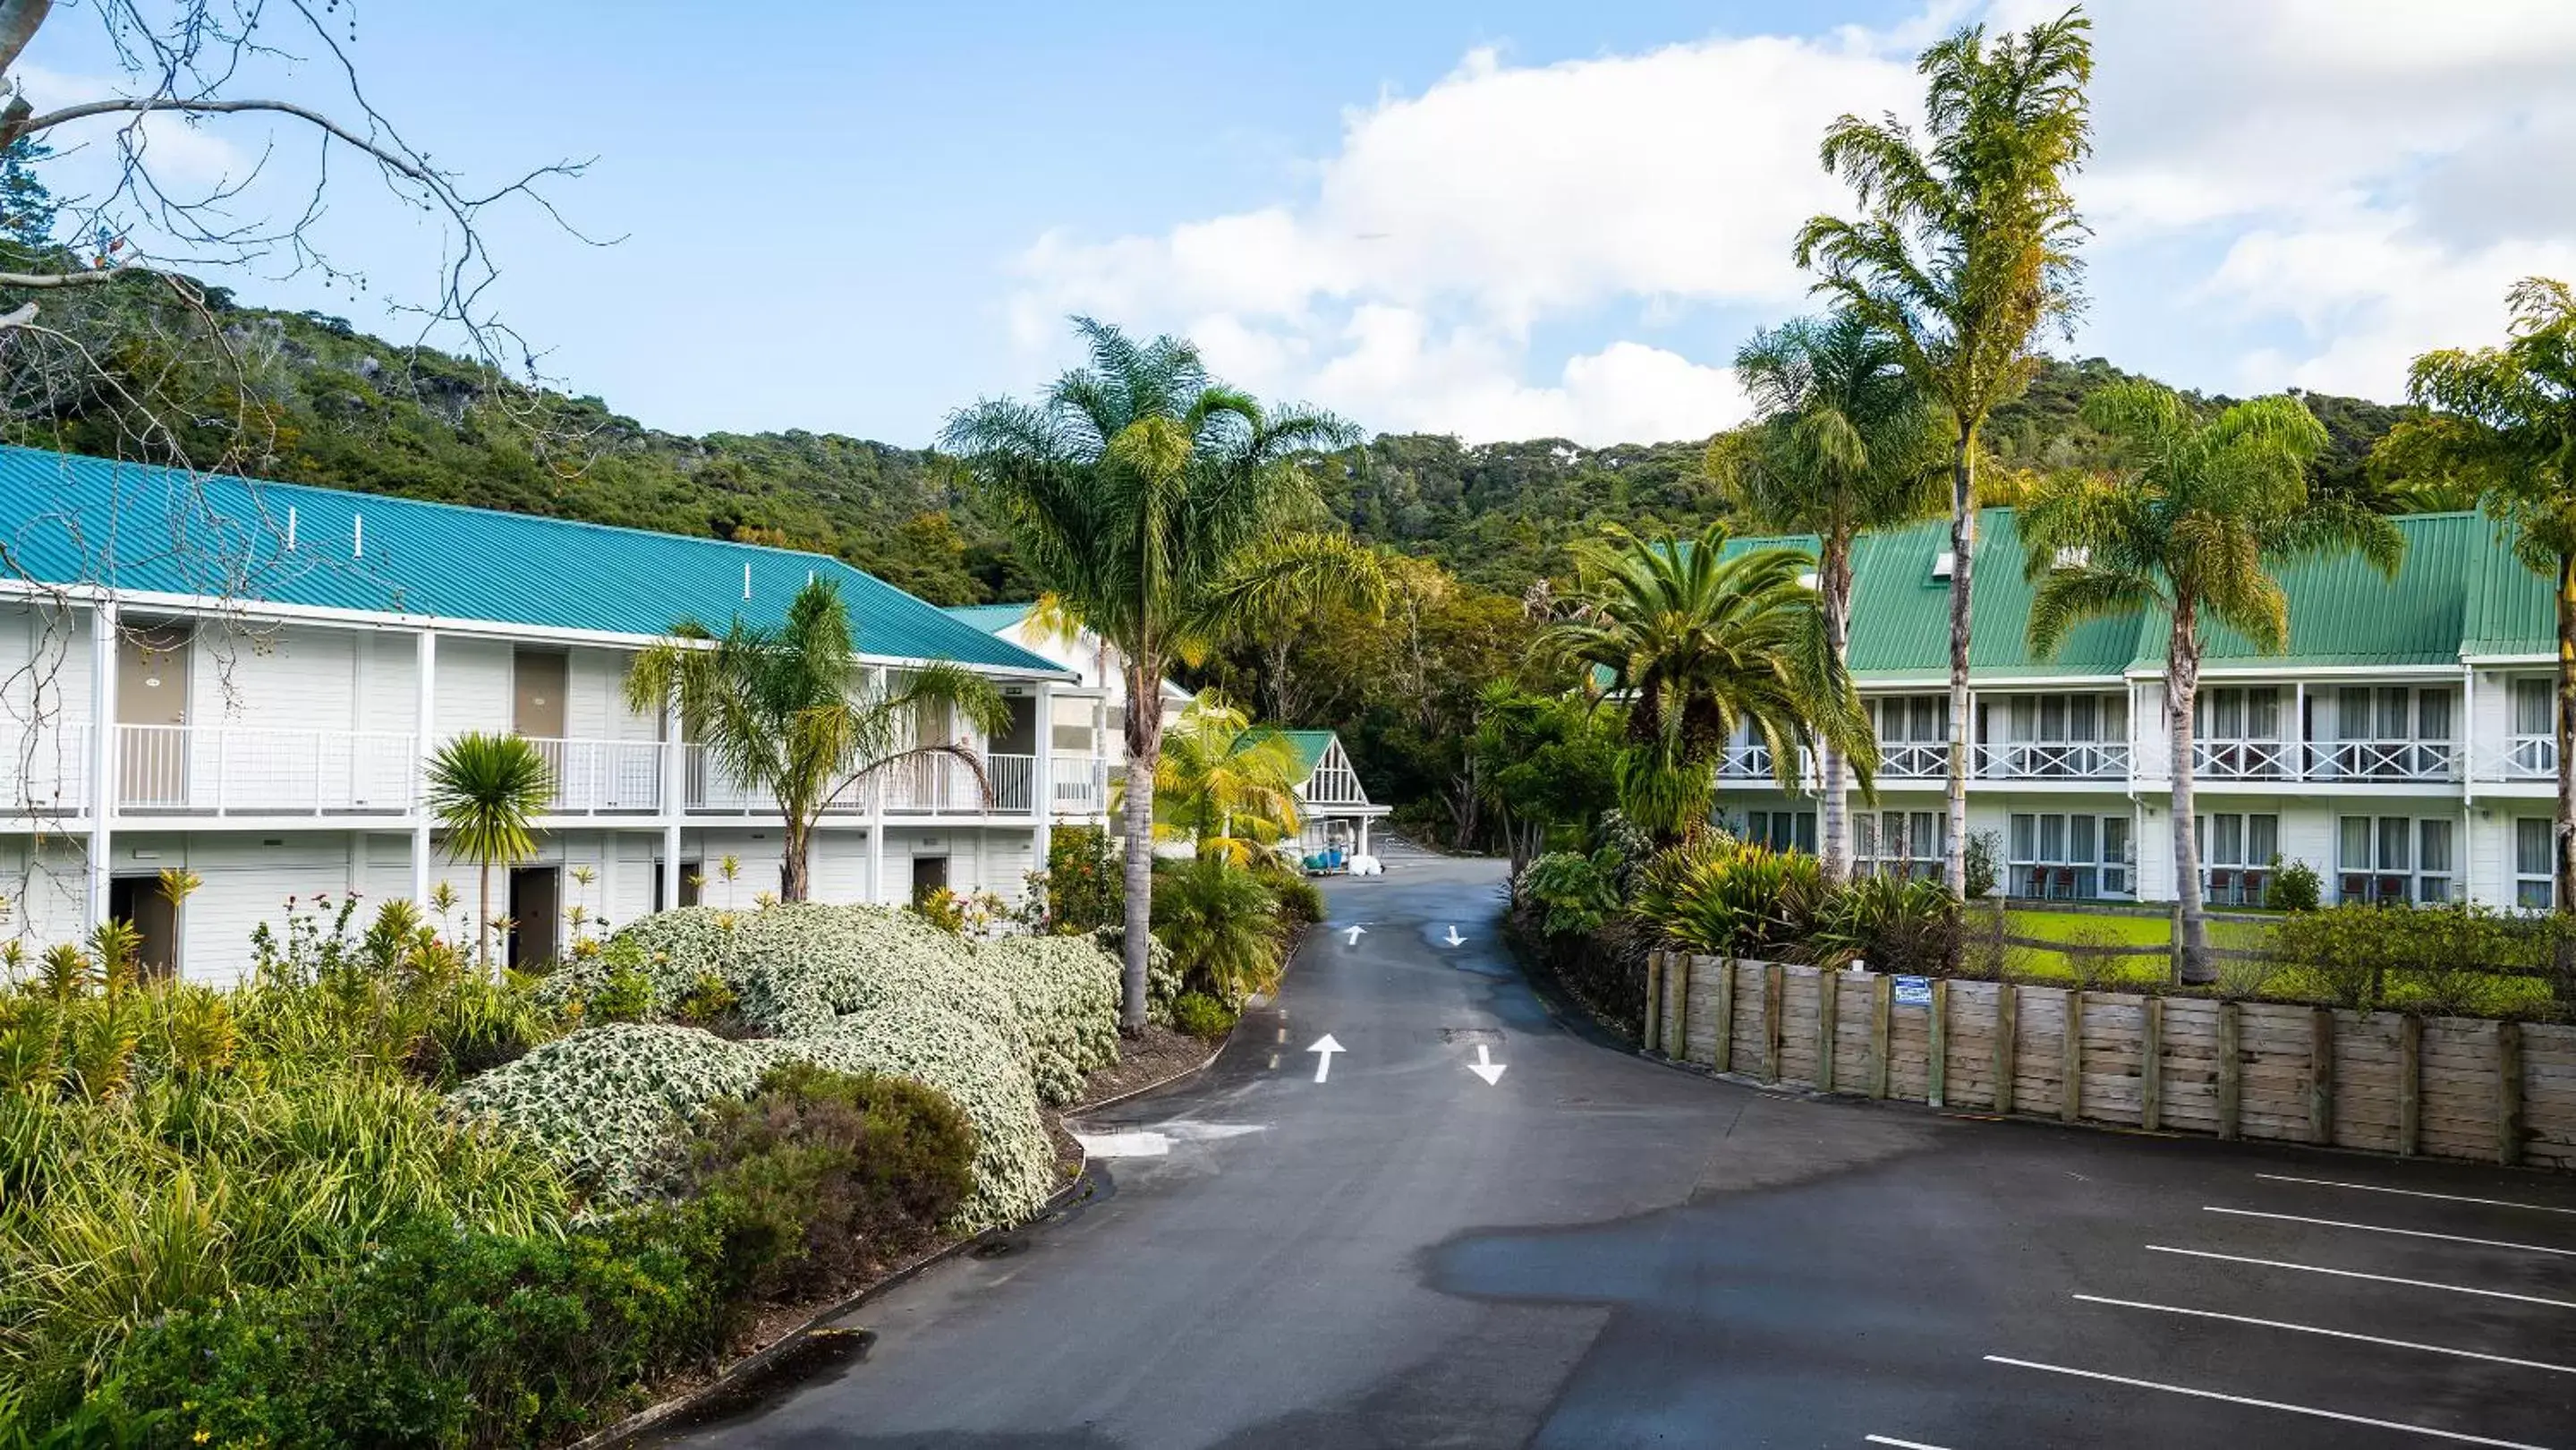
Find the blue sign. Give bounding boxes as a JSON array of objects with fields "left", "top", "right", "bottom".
[{"left": 1893, "top": 975, "right": 1934, "bottom": 1007}]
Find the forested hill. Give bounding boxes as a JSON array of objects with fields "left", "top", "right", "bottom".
[{"left": 8, "top": 289, "right": 2415, "bottom": 605}]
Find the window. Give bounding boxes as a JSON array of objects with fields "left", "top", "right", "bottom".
[
  {"left": 2196, "top": 687, "right": 2280, "bottom": 741},
  {"left": 1985, "top": 693, "right": 2126, "bottom": 777},
  {"left": 1856, "top": 810, "right": 1943, "bottom": 880},
  {"left": 2194, "top": 812, "right": 2278, "bottom": 906},
  {"left": 2517, "top": 818, "right": 2555, "bottom": 910},
  {"left": 2318, "top": 686, "right": 2456, "bottom": 778},
  {"left": 2338, "top": 815, "right": 2458, "bottom": 904},
  {"left": 1871, "top": 696, "right": 1948, "bottom": 774},
  {"left": 1743, "top": 809, "right": 1815, "bottom": 854},
  {"left": 2515, "top": 678, "right": 2552, "bottom": 736},
  {"left": 2512, "top": 679, "right": 2555, "bottom": 777},
  {"left": 2007, "top": 812, "right": 2133, "bottom": 900}
]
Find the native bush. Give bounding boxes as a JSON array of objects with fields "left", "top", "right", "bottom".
[
  {"left": 1518, "top": 848, "right": 1626, "bottom": 938},
  {"left": 1629, "top": 839, "right": 1829, "bottom": 960},
  {"left": 1169, "top": 991, "right": 1237, "bottom": 1040},
  {"left": 2269, "top": 858, "right": 2323, "bottom": 914},
  {"left": 1028, "top": 823, "right": 1123, "bottom": 934},
  {"left": 2268, "top": 901, "right": 2546, "bottom": 1014},
  {"left": 1815, "top": 873, "right": 1961, "bottom": 976},
  {"left": 1152, "top": 858, "right": 1282, "bottom": 1007}
]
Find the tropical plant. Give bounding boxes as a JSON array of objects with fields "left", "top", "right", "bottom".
[
  {"left": 625, "top": 576, "right": 1008, "bottom": 902},
  {"left": 1472, "top": 685, "right": 1624, "bottom": 878},
  {"left": 1796, "top": 7, "right": 2096, "bottom": 894},
  {"left": 1518, "top": 848, "right": 1627, "bottom": 939},
  {"left": 1815, "top": 873, "right": 1962, "bottom": 976},
  {"left": 425, "top": 731, "right": 554, "bottom": 972},
  {"left": 2378, "top": 277, "right": 2576, "bottom": 907},
  {"left": 1629, "top": 839, "right": 1831, "bottom": 960},
  {"left": 1545, "top": 521, "right": 1872, "bottom": 842},
  {"left": 1712, "top": 309, "right": 1946, "bottom": 879},
  {"left": 943, "top": 318, "right": 1386, "bottom": 1032},
  {"left": 1139, "top": 694, "right": 1305, "bottom": 866},
  {"left": 2019, "top": 381, "right": 2403, "bottom": 981},
  {"left": 1148, "top": 857, "right": 1282, "bottom": 1007}
]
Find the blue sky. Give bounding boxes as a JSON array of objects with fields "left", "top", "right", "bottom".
[{"left": 22, "top": 1, "right": 2576, "bottom": 447}]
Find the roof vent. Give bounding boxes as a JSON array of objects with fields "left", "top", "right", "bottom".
[
  {"left": 1931, "top": 550, "right": 1955, "bottom": 580},
  {"left": 352, "top": 513, "right": 364, "bottom": 559},
  {"left": 285, "top": 506, "right": 298, "bottom": 550},
  {"left": 743, "top": 561, "right": 752, "bottom": 601}
]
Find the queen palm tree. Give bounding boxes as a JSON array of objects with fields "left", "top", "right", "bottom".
[
  {"left": 1711, "top": 309, "right": 1946, "bottom": 881},
  {"left": 943, "top": 318, "right": 1385, "bottom": 1033},
  {"left": 2020, "top": 382, "right": 2403, "bottom": 982},
  {"left": 1546, "top": 521, "right": 1873, "bottom": 844},
  {"left": 1141, "top": 694, "right": 1305, "bottom": 866},
  {"left": 1796, "top": 7, "right": 2095, "bottom": 895},
  {"left": 2377, "top": 278, "right": 2576, "bottom": 906},
  {"left": 425, "top": 731, "right": 553, "bottom": 972},
  {"left": 623, "top": 576, "right": 1007, "bottom": 903}
]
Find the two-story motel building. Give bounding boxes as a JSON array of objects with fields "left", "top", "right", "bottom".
[
  {"left": 1714, "top": 508, "right": 2567, "bottom": 912},
  {"left": 0, "top": 446, "right": 1109, "bottom": 981}
]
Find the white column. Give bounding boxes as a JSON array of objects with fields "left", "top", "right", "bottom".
[
  {"left": 2291, "top": 679, "right": 2307, "bottom": 780},
  {"left": 412, "top": 627, "right": 437, "bottom": 906},
  {"left": 868, "top": 665, "right": 889, "bottom": 903},
  {"left": 659, "top": 694, "right": 683, "bottom": 912},
  {"left": 85, "top": 599, "right": 118, "bottom": 931},
  {"left": 1031, "top": 678, "right": 1054, "bottom": 880},
  {"left": 1357, "top": 816, "right": 1371, "bottom": 857}
]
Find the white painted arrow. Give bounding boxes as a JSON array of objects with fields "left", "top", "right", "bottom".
[
  {"left": 1306, "top": 1034, "right": 1346, "bottom": 1083},
  {"left": 1342, "top": 924, "right": 1367, "bottom": 946},
  {"left": 1441, "top": 925, "right": 1467, "bottom": 947},
  {"left": 1467, "top": 1043, "right": 1507, "bottom": 1086}
]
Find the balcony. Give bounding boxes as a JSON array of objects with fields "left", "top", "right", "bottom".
[
  {"left": 1877, "top": 741, "right": 1948, "bottom": 779},
  {"left": 2304, "top": 739, "right": 2461, "bottom": 782},
  {"left": 117, "top": 724, "right": 414, "bottom": 815},
  {"left": 883, "top": 753, "right": 1036, "bottom": 815},
  {"left": 2476, "top": 735, "right": 2556, "bottom": 782},
  {"left": 1050, "top": 755, "right": 1109, "bottom": 816},
  {"left": 3, "top": 723, "right": 89, "bottom": 814},
  {"left": 526, "top": 737, "right": 662, "bottom": 815},
  {"left": 2191, "top": 738, "right": 2294, "bottom": 780},
  {"left": 1974, "top": 741, "right": 2130, "bottom": 780}
]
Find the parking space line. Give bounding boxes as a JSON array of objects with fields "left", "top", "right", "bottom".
[
  {"left": 2072, "top": 1293, "right": 2576, "bottom": 1376},
  {"left": 2255, "top": 1174, "right": 2576, "bottom": 1217},
  {"left": 2143, "top": 1246, "right": 2576, "bottom": 1310},
  {"left": 1864, "top": 1437, "right": 1955, "bottom": 1449},
  {"left": 1985, "top": 1356, "right": 2555, "bottom": 1449},
  {"left": 2205, "top": 1207, "right": 2576, "bottom": 1258}
]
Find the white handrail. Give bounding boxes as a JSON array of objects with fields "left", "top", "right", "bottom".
[{"left": 116, "top": 724, "right": 415, "bottom": 815}]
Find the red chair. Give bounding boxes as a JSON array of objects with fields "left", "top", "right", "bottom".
[{"left": 2207, "top": 868, "right": 2237, "bottom": 906}]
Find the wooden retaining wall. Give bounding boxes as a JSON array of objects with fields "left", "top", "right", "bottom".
[{"left": 1639, "top": 951, "right": 2576, "bottom": 1171}]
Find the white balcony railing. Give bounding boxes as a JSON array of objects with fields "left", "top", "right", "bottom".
[
  {"left": 116, "top": 724, "right": 414, "bottom": 815},
  {"left": 681, "top": 743, "right": 878, "bottom": 815},
  {"left": 1050, "top": 755, "right": 1109, "bottom": 816},
  {"left": 2304, "top": 739, "right": 2461, "bottom": 782},
  {"left": 1877, "top": 741, "right": 1948, "bottom": 778},
  {"left": 527, "top": 737, "right": 662, "bottom": 815},
  {"left": 882, "top": 752, "right": 1037, "bottom": 815},
  {"left": 2191, "top": 738, "right": 2294, "bottom": 780},
  {"left": 1974, "top": 741, "right": 2130, "bottom": 780},
  {"left": 2500, "top": 736, "right": 2556, "bottom": 780},
  {"left": 2, "top": 723, "right": 89, "bottom": 814}
]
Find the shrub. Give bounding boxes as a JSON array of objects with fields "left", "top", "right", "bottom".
[
  {"left": 1151, "top": 858, "right": 1281, "bottom": 1006},
  {"left": 1264, "top": 873, "right": 1327, "bottom": 932},
  {"left": 1518, "top": 848, "right": 1625, "bottom": 938},
  {"left": 1629, "top": 839, "right": 1828, "bottom": 960},
  {"left": 972, "top": 935, "right": 1121, "bottom": 1105},
  {"left": 2268, "top": 901, "right": 2545, "bottom": 1013},
  {"left": 1030, "top": 823, "right": 1122, "bottom": 934},
  {"left": 685, "top": 1062, "right": 975, "bottom": 1301},
  {"left": 911, "top": 886, "right": 970, "bottom": 935},
  {"left": 2269, "top": 858, "right": 2322, "bottom": 913},
  {"left": 1169, "top": 992, "right": 1237, "bottom": 1040},
  {"left": 1963, "top": 831, "right": 2002, "bottom": 900},
  {"left": 1816, "top": 874, "right": 1961, "bottom": 976}
]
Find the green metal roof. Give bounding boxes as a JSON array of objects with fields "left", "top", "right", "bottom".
[
  {"left": 1238, "top": 726, "right": 1337, "bottom": 783},
  {"left": 2135, "top": 511, "right": 2493, "bottom": 670},
  {"left": 0, "top": 444, "right": 1069, "bottom": 675},
  {"left": 2462, "top": 518, "right": 2557, "bottom": 657},
  {"left": 941, "top": 602, "right": 1037, "bottom": 635}
]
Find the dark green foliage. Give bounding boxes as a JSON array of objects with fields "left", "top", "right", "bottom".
[
  {"left": 89, "top": 1202, "right": 741, "bottom": 1450},
  {"left": 1150, "top": 858, "right": 1282, "bottom": 1006},
  {"left": 1169, "top": 992, "right": 1238, "bottom": 1041},
  {"left": 1262, "top": 873, "right": 1326, "bottom": 932},
  {"left": 2269, "top": 859, "right": 2323, "bottom": 914},
  {"left": 1817, "top": 874, "right": 1963, "bottom": 977},
  {"left": 1962, "top": 831, "right": 2002, "bottom": 900},
  {"left": 670, "top": 973, "right": 748, "bottom": 1036},
  {"left": 1032, "top": 825, "right": 1124, "bottom": 934},
  {"left": 1630, "top": 840, "right": 1831, "bottom": 960},
  {"left": 589, "top": 956, "right": 655, "bottom": 1024},
  {"left": 1518, "top": 849, "right": 1626, "bottom": 939},
  {"left": 685, "top": 1063, "right": 976, "bottom": 1302},
  {"left": 2267, "top": 902, "right": 2557, "bottom": 1015}
]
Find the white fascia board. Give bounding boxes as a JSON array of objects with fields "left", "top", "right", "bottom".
[
  {"left": 0, "top": 580, "right": 1078, "bottom": 682},
  {"left": 2122, "top": 661, "right": 2463, "bottom": 681},
  {"left": 2461, "top": 652, "right": 2555, "bottom": 666},
  {"left": 1858, "top": 673, "right": 2125, "bottom": 689}
]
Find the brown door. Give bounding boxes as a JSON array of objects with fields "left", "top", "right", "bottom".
[
  {"left": 106, "top": 875, "right": 180, "bottom": 980},
  {"left": 513, "top": 649, "right": 568, "bottom": 738},
  {"left": 507, "top": 866, "right": 559, "bottom": 967},
  {"left": 118, "top": 622, "right": 191, "bottom": 807}
]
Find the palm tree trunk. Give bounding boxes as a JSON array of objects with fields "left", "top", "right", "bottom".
[
  {"left": 781, "top": 818, "right": 810, "bottom": 902},
  {"left": 477, "top": 860, "right": 493, "bottom": 975},
  {"left": 2169, "top": 613, "right": 2214, "bottom": 985},
  {"left": 2557, "top": 554, "right": 2576, "bottom": 914},
  {"left": 1119, "top": 746, "right": 1158, "bottom": 1036},
  {"left": 1944, "top": 429, "right": 1976, "bottom": 902},
  {"left": 1820, "top": 535, "right": 1854, "bottom": 886}
]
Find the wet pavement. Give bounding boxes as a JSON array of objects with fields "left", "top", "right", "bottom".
[{"left": 652, "top": 857, "right": 2576, "bottom": 1450}]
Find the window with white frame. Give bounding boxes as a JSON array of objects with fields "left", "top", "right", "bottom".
[
  {"left": 2194, "top": 812, "right": 2278, "bottom": 905},
  {"left": 2195, "top": 687, "right": 2285, "bottom": 777},
  {"left": 2517, "top": 818, "right": 2555, "bottom": 910},
  {"left": 2336, "top": 815, "right": 2456, "bottom": 905},
  {"left": 2006, "top": 812, "right": 2131, "bottom": 900},
  {"left": 1742, "top": 808, "right": 1815, "bottom": 854},
  {"left": 2512, "top": 678, "right": 2555, "bottom": 776},
  {"left": 1870, "top": 695, "right": 1948, "bottom": 775},
  {"left": 2315, "top": 686, "right": 2455, "bottom": 779},
  {"left": 1984, "top": 693, "right": 2127, "bottom": 777},
  {"left": 1855, "top": 809, "right": 1943, "bottom": 880}
]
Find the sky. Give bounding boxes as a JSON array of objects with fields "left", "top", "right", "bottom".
[{"left": 21, "top": 0, "right": 2576, "bottom": 448}]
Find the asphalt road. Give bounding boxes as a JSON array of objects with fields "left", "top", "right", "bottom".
[{"left": 657, "top": 857, "right": 2576, "bottom": 1450}]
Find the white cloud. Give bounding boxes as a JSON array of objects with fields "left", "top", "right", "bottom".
[
  {"left": 13, "top": 64, "right": 251, "bottom": 195},
  {"left": 1008, "top": 1, "right": 2576, "bottom": 443}
]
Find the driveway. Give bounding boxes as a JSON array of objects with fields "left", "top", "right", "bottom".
[{"left": 656, "top": 857, "right": 2576, "bottom": 1449}]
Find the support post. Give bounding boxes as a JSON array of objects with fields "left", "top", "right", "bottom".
[
  {"left": 1927, "top": 978, "right": 1951, "bottom": 1108},
  {"left": 869, "top": 667, "right": 890, "bottom": 902},
  {"left": 659, "top": 690, "right": 683, "bottom": 912},
  {"left": 1711, "top": 958, "right": 1734, "bottom": 1073},
  {"left": 1643, "top": 951, "right": 1664, "bottom": 1054},
  {"left": 2140, "top": 996, "right": 2164, "bottom": 1131},
  {"left": 2498, "top": 1019, "right": 2524, "bottom": 1167},
  {"left": 2216, "top": 1002, "right": 2243, "bottom": 1141},
  {"left": 2061, "top": 988, "right": 2085, "bottom": 1124},
  {"left": 1764, "top": 962, "right": 1785, "bottom": 1082},
  {"left": 85, "top": 599, "right": 118, "bottom": 932},
  {"left": 1815, "top": 969, "right": 1841, "bottom": 1093},
  {"left": 1031, "top": 678, "right": 1054, "bottom": 899},
  {"left": 2398, "top": 1015, "right": 2422, "bottom": 1157},
  {"left": 2309, "top": 1008, "right": 2336, "bottom": 1147},
  {"left": 1671, "top": 952, "right": 1691, "bottom": 1061},
  {"left": 1870, "top": 973, "right": 1892, "bottom": 1098},
  {"left": 412, "top": 627, "right": 436, "bottom": 907},
  {"left": 1994, "top": 984, "right": 2019, "bottom": 1114}
]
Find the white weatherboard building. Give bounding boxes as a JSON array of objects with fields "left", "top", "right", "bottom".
[
  {"left": 1713, "top": 509, "right": 2568, "bottom": 911},
  {"left": 0, "top": 446, "right": 1095, "bottom": 981}
]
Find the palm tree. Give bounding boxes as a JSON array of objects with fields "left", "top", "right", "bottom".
[
  {"left": 623, "top": 576, "right": 1008, "bottom": 903},
  {"left": 943, "top": 318, "right": 1385, "bottom": 1033},
  {"left": 1796, "top": 8, "right": 2095, "bottom": 895},
  {"left": 1546, "top": 521, "right": 1873, "bottom": 844},
  {"left": 1712, "top": 309, "right": 1946, "bottom": 881},
  {"left": 426, "top": 731, "right": 554, "bottom": 972},
  {"left": 2377, "top": 278, "right": 2576, "bottom": 906},
  {"left": 2020, "top": 381, "right": 2403, "bottom": 982},
  {"left": 1141, "top": 694, "right": 1305, "bottom": 866}
]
